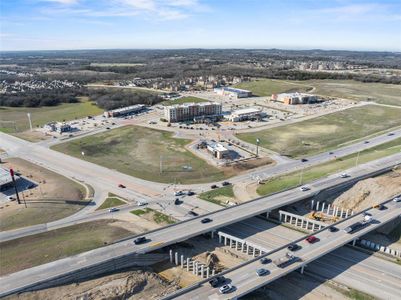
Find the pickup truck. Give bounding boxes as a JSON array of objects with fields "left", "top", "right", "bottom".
[{"left": 273, "top": 252, "right": 301, "bottom": 268}]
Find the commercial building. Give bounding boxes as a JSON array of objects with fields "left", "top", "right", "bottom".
[
  {"left": 164, "top": 102, "right": 222, "bottom": 123},
  {"left": 207, "top": 142, "right": 230, "bottom": 159},
  {"left": 271, "top": 93, "right": 318, "bottom": 105},
  {"left": 0, "top": 168, "right": 13, "bottom": 191},
  {"left": 227, "top": 107, "right": 267, "bottom": 122},
  {"left": 44, "top": 122, "right": 72, "bottom": 133},
  {"left": 104, "top": 104, "right": 145, "bottom": 118},
  {"left": 214, "top": 87, "right": 252, "bottom": 98}
]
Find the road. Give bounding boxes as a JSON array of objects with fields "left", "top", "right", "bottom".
[
  {"left": 169, "top": 199, "right": 401, "bottom": 299},
  {"left": 0, "top": 154, "right": 400, "bottom": 297}
]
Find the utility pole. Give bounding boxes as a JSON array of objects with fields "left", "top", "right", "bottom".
[
  {"left": 256, "top": 138, "right": 260, "bottom": 157},
  {"left": 27, "top": 113, "right": 33, "bottom": 131},
  {"left": 10, "top": 168, "right": 23, "bottom": 206}
]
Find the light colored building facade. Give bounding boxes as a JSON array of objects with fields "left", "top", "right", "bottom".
[
  {"left": 207, "top": 142, "right": 230, "bottom": 159},
  {"left": 0, "top": 168, "right": 13, "bottom": 191},
  {"left": 271, "top": 93, "right": 318, "bottom": 105},
  {"left": 164, "top": 102, "right": 222, "bottom": 123},
  {"left": 227, "top": 107, "right": 267, "bottom": 122},
  {"left": 44, "top": 122, "right": 72, "bottom": 133},
  {"left": 214, "top": 87, "right": 252, "bottom": 98}
]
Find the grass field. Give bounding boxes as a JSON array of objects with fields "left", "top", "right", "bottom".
[
  {"left": 162, "top": 96, "right": 208, "bottom": 106},
  {"left": 198, "top": 186, "right": 235, "bottom": 206},
  {"left": 0, "top": 98, "right": 103, "bottom": 133},
  {"left": 96, "top": 194, "right": 126, "bottom": 210},
  {"left": 234, "top": 79, "right": 312, "bottom": 96},
  {"left": 0, "top": 220, "right": 132, "bottom": 275},
  {"left": 298, "top": 79, "right": 401, "bottom": 106},
  {"left": 130, "top": 208, "right": 175, "bottom": 224},
  {"left": 0, "top": 158, "right": 90, "bottom": 231},
  {"left": 52, "top": 126, "right": 228, "bottom": 184},
  {"left": 237, "top": 105, "right": 401, "bottom": 158},
  {"left": 257, "top": 138, "right": 401, "bottom": 196}
]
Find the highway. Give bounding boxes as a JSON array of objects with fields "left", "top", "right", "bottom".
[
  {"left": 168, "top": 199, "right": 401, "bottom": 299},
  {"left": 0, "top": 153, "right": 400, "bottom": 297}
]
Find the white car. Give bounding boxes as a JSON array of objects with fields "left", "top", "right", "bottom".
[
  {"left": 340, "top": 173, "right": 349, "bottom": 178},
  {"left": 174, "top": 191, "right": 184, "bottom": 196},
  {"left": 393, "top": 197, "right": 400, "bottom": 202},
  {"left": 300, "top": 186, "right": 310, "bottom": 192},
  {"left": 219, "top": 284, "right": 233, "bottom": 294},
  {"left": 137, "top": 201, "right": 148, "bottom": 206}
]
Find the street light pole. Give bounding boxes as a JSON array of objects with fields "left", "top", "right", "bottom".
[{"left": 256, "top": 138, "right": 260, "bottom": 157}]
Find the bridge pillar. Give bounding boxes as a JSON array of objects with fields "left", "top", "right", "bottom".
[
  {"left": 175, "top": 252, "right": 179, "bottom": 265},
  {"left": 206, "top": 267, "right": 210, "bottom": 278},
  {"left": 224, "top": 235, "right": 228, "bottom": 245},
  {"left": 192, "top": 261, "right": 196, "bottom": 274},
  {"left": 181, "top": 255, "right": 184, "bottom": 268},
  {"left": 252, "top": 247, "right": 256, "bottom": 257},
  {"left": 230, "top": 238, "right": 233, "bottom": 248},
  {"left": 219, "top": 233, "right": 222, "bottom": 243},
  {"left": 186, "top": 258, "right": 190, "bottom": 271},
  {"left": 340, "top": 208, "right": 344, "bottom": 218},
  {"left": 311, "top": 200, "right": 314, "bottom": 210},
  {"left": 321, "top": 202, "right": 325, "bottom": 212},
  {"left": 211, "top": 231, "right": 215, "bottom": 239},
  {"left": 279, "top": 211, "right": 283, "bottom": 222},
  {"left": 352, "top": 239, "right": 357, "bottom": 246},
  {"left": 316, "top": 201, "right": 320, "bottom": 211},
  {"left": 169, "top": 250, "right": 173, "bottom": 263},
  {"left": 201, "top": 265, "right": 205, "bottom": 278},
  {"left": 212, "top": 269, "right": 215, "bottom": 276},
  {"left": 266, "top": 212, "right": 269, "bottom": 218},
  {"left": 327, "top": 204, "right": 331, "bottom": 214},
  {"left": 300, "top": 265, "right": 305, "bottom": 274}
]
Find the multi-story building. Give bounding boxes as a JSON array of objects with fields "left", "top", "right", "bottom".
[
  {"left": 271, "top": 93, "right": 318, "bottom": 105},
  {"left": 164, "top": 102, "right": 222, "bottom": 123}
]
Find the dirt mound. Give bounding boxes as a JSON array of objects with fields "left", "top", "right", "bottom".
[
  {"left": 8, "top": 269, "right": 178, "bottom": 300},
  {"left": 332, "top": 171, "right": 401, "bottom": 211}
]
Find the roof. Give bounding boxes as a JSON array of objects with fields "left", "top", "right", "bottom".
[
  {"left": 168, "top": 102, "right": 221, "bottom": 109},
  {"left": 276, "top": 92, "right": 315, "bottom": 98},
  {"left": 231, "top": 107, "right": 261, "bottom": 116},
  {"left": 207, "top": 142, "right": 228, "bottom": 152},
  {"left": 108, "top": 104, "right": 145, "bottom": 113},
  {"left": 0, "top": 168, "right": 12, "bottom": 186},
  {"left": 222, "top": 87, "right": 251, "bottom": 93}
]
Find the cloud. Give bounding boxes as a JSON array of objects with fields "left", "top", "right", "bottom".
[{"left": 43, "top": 0, "right": 79, "bottom": 4}]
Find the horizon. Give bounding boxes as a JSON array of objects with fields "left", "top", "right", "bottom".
[{"left": 1, "top": 0, "right": 401, "bottom": 52}]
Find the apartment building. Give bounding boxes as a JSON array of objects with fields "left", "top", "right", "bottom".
[{"left": 164, "top": 102, "right": 222, "bottom": 123}]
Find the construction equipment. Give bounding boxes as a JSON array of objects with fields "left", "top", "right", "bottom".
[{"left": 309, "top": 211, "right": 339, "bottom": 222}]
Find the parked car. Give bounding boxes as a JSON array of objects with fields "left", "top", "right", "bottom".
[
  {"left": 306, "top": 236, "right": 319, "bottom": 243},
  {"left": 201, "top": 218, "right": 212, "bottom": 224},
  {"left": 118, "top": 184, "right": 126, "bottom": 188},
  {"left": 108, "top": 207, "right": 119, "bottom": 213},
  {"left": 260, "top": 257, "right": 271, "bottom": 264},
  {"left": 219, "top": 284, "right": 233, "bottom": 294},
  {"left": 256, "top": 268, "right": 269, "bottom": 276},
  {"left": 222, "top": 181, "right": 231, "bottom": 186},
  {"left": 287, "top": 244, "right": 301, "bottom": 251},
  {"left": 133, "top": 237, "right": 147, "bottom": 245}
]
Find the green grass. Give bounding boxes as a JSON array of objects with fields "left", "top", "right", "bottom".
[
  {"left": 234, "top": 78, "right": 312, "bottom": 96},
  {"left": 0, "top": 98, "right": 103, "bottom": 133},
  {"left": 162, "top": 96, "right": 208, "bottom": 106},
  {"left": 96, "top": 194, "right": 126, "bottom": 210},
  {"left": 297, "top": 79, "right": 401, "bottom": 106},
  {"left": 52, "top": 125, "right": 228, "bottom": 184},
  {"left": 198, "top": 186, "right": 235, "bottom": 206},
  {"left": 130, "top": 208, "right": 175, "bottom": 224},
  {"left": 237, "top": 105, "right": 401, "bottom": 158},
  {"left": 257, "top": 138, "right": 401, "bottom": 195},
  {"left": 0, "top": 220, "right": 132, "bottom": 275}
]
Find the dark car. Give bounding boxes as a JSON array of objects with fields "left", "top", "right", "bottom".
[
  {"left": 211, "top": 184, "right": 218, "bottom": 189},
  {"left": 208, "top": 276, "right": 226, "bottom": 287},
  {"left": 329, "top": 226, "right": 339, "bottom": 232},
  {"left": 260, "top": 257, "right": 271, "bottom": 264},
  {"left": 118, "top": 184, "right": 126, "bottom": 188},
  {"left": 301, "top": 158, "right": 308, "bottom": 162},
  {"left": 133, "top": 237, "right": 147, "bottom": 245},
  {"left": 187, "top": 191, "right": 196, "bottom": 196},
  {"left": 188, "top": 211, "right": 199, "bottom": 217},
  {"left": 388, "top": 132, "right": 394, "bottom": 136},
  {"left": 287, "top": 244, "right": 301, "bottom": 251},
  {"left": 174, "top": 198, "right": 181, "bottom": 205},
  {"left": 364, "top": 140, "right": 370, "bottom": 144},
  {"left": 329, "top": 152, "right": 334, "bottom": 155},
  {"left": 222, "top": 181, "right": 231, "bottom": 186},
  {"left": 201, "top": 218, "right": 212, "bottom": 224}
]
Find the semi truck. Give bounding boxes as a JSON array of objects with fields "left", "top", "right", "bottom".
[{"left": 344, "top": 215, "right": 373, "bottom": 234}]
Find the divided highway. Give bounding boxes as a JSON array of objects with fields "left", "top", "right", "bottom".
[
  {"left": 168, "top": 198, "right": 401, "bottom": 299},
  {"left": 0, "top": 153, "right": 400, "bottom": 297}
]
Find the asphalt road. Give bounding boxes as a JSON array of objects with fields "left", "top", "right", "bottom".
[
  {"left": 169, "top": 199, "right": 401, "bottom": 300},
  {"left": 0, "top": 154, "right": 400, "bottom": 297}
]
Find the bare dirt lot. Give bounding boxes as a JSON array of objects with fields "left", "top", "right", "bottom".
[{"left": 0, "top": 158, "right": 89, "bottom": 231}]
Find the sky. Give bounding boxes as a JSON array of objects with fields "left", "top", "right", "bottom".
[{"left": 1, "top": 0, "right": 401, "bottom": 51}]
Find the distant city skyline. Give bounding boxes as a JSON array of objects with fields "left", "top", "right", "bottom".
[{"left": 1, "top": 0, "right": 401, "bottom": 51}]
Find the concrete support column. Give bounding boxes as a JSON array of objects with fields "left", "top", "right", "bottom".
[
  {"left": 175, "top": 252, "right": 179, "bottom": 265},
  {"left": 327, "top": 204, "right": 331, "bottom": 214},
  {"left": 169, "top": 250, "right": 173, "bottom": 263},
  {"left": 266, "top": 212, "right": 269, "bottom": 219},
  {"left": 201, "top": 265, "right": 205, "bottom": 278},
  {"left": 206, "top": 267, "right": 210, "bottom": 278},
  {"left": 345, "top": 210, "right": 349, "bottom": 218},
  {"left": 186, "top": 258, "right": 190, "bottom": 271},
  {"left": 192, "top": 261, "right": 196, "bottom": 274},
  {"left": 181, "top": 255, "right": 184, "bottom": 268},
  {"left": 244, "top": 243, "right": 248, "bottom": 253},
  {"left": 219, "top": 234, "right": 222, "bottom": 244},
  {"left": 316, "top": 201, "right": 320, "bottom": 211},
  {"left": 311, "top": 200, "right": 314, "bottom": 210},
  {"left": 211, "top": 231, "right": 215, "bottom": 239},
  {"left": 252, "top": 247, "right": 256, "bottom": 257},
  {"left": 300, "top": 265, "right": 305, "bottom": 274},
  {"left": 340, "top": 208, "right": 344, "bottom": 218},
  {"left": 352, "top": 239, "right": 357, "bottom": 246},
  {"left": 212, "top": 269, "right": 215, "bottom": 276},
  {"left": 321, "top": 202, "right": 326, "bottom": 212},
  {"left": 241, "top": 242, "right": 244, "bottom": 252},
  {"left": 230, "top": 238, "right": 233, "bottom": 248},
  {"left": 224, "top": 236, "right": 228, "bottom": 246},
  {"left": 279, "top": 211, "right": 283, "bottom": 222}
]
